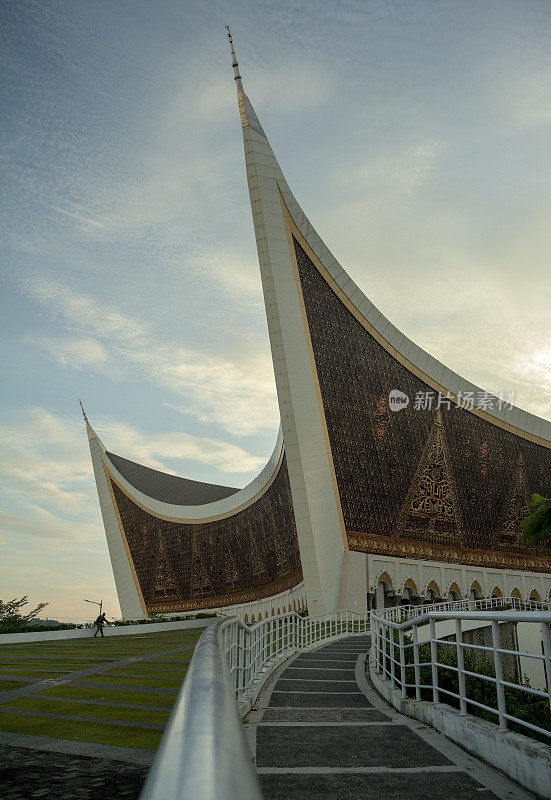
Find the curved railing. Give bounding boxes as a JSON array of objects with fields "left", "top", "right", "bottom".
[
  {"left": 376, "top": 595, "right": 549, "bottom": 624},
  {"left": 140, "top": 609, "right": 370, "bottom": 799},
  {"left": 139, "top": 618, "right": 263, "bottom": 800},
  {"left": 370, "top": 599, "right": 551, "bottom": 741}
]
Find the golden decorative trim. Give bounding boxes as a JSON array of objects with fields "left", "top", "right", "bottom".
[
  {"left": 403, "top": 577, "right": 418, "bottom": 593},
  {"left": 397, "top": 410, "right": 465, "bottom": 545},
  {"left": 278, "top": 192, "right": 550, "bottom": 450},
  {"left": 104, "top": 463, "right": 147, "bottom": 615},
  {"left": 103, "top": 448, "right": 284, "bottom": 524},
  {"left": 279, "top": 190, "right": 348, "bottom": 550},
  {"left": 348, "top": 531, "right": 551, "bottom": 574}
]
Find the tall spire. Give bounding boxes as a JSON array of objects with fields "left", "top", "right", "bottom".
[
  {"left": 79, "top": 398, "right": 89, "bottom": 425},
  {"left": 225, "top": 26, "right": 243, "bottom": 92}
]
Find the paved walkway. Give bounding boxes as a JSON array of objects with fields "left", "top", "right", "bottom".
[{"left": 245, "top": 635, "right": 535, "bottom": 800}]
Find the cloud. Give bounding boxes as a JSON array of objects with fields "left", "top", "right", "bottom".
[
  {"left": 98, "top": 419, "right": 265, "bottom": 475},
  {"left": 0, "top": 507, "right": 100, "bottom": 542},
  {"left": 26, "top": 336, "right": 110, "bottom": 371},
  {"left": 21, "top": 278, "right": 279, "bottom": 437},
  {"left": 497, "top": 66, "right": 551, "bottom": 130},
  {"left": 0, "top": 409, "right": 98, "bottom": 521},
  {"left": 21, "top": 278, "right": 146, "bottom": 344},
  {"left": 342, "top": 140, "right": 442, "bottom": 196}
]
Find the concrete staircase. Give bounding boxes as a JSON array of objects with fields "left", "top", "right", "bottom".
[{"left": 246, "top": 635, "right": 534, "bottom": 800}]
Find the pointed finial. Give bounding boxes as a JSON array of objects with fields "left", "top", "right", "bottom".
[
  {"left": 78, "top": 398, "right": 89, "bottom": 425},
  {"left": 225, "top": 26, "right": 243, "bottom": 92}
]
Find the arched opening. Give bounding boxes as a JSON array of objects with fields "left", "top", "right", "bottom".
[
  {"left": 490, "top": 586, "right": 503, "bottom": 599},
  {"left": 529, "top": 589, "right": 542, "bottom": 602},
  {"left": 511, "top": 588, "right": 522, "bottom": 599},
  {"left": 374, "top": 572, "right": 397, "bottom": 609},
  {"left": 401, "top": 578, "right": 421, "bottom": 606},
  {"left": 424, "top": 580, "right": 442, "bottom": 605},
  {"left": 243, "top": 613, "right": 249, "bottom": 623},
  {"left": 469, "top": 581, "right": 483, "bottom": 601},
  {"left": 251, "top": 614, "right": 256, "bottom": 624},
  {"left": 447, "top": 582, "right": 462, "bottom": 601}
]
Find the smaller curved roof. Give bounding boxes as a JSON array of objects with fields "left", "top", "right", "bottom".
[{"left": 105, "top": 451, "right": 239, "bottom": 506}]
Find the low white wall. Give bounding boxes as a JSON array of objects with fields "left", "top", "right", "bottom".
[
  {"left": 0, "top": 618, "right": 215, "bottom": 645},
  {"left": 370, "top": 661, "right": 551, "bottom": 798}
]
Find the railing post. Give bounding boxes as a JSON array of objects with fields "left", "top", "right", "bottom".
[
  {"left": 491, "top": 620, "right": 507, "bottom": 731},
  {"left": 412, "top": 622, "right": 421, "bottom": 701},
  {"left": 540, "top": 620, "right": 551, "bottom": 720},
  {"left": 429, "top": 617, "right": 439, "bottom": 704},
  {"left": 399, "top": 628, "right": 406, "bottom": 698},
  {"left": 455, "top": 618, "right": 467, "bottom": 716},
  {"left": 389, "top": 624, "right": 395, "bottom": 686}
]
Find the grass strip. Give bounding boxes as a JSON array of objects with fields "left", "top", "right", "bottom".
[
  {"left": 108, "top": 663, "right": 190, "bottom": 673},
  {"left": 104, "top": 667, "right": 188, "bottom": 678},
  {"left": 0, "top": 680, "right": 33, "bottom": 690},
  {"left": 0, "top": 643, "right": 200, "bottom": 657},
  {"left": 0, "top": 711, "right": 162, "bottom": 749},
  {"left": 82, "top": 674, "right": 183, "bottom": 688},
  {"left": 0, "top": 661, "right": 104, "bottom": 670},
  {"left": 0, "top": 670, "right": 68, "bottom": 678},
  {"left": 3, "top": 697, "right": 171, "bottom": 725},
  {"left": 38, "top": 685, "right": 177, "bottom": 707}
]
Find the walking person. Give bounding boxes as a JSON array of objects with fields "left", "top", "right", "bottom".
[{"left": 93, "top": 612, "right": 108, "bottom": 637}]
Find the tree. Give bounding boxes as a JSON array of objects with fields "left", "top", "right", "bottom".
[
  {"left": 0, "top": 596, "right": 49, "bottom": 632},
  {"left": 519, "top": 494, "right": 551, "bottom": 554}
]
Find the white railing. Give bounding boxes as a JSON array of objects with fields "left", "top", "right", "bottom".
[
  {"left": 140, "top": 609, "right": 369, "bottom": 800},
  {"left": 377, "top": 595, "right": 550, "bottom": 624},
  {"left": 370, "top": 601, "right": 551, "bottom": 742},
  {"left": 221, "top": 608, "right": 369, "bottom": 706}
]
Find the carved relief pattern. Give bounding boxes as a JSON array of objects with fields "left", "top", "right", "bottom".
[
  {"left": 480, "top": 440, "right": 489, "bottom": 483},
  {"left": 498, "top": 457, "right": 530, "bottom": 546},
  {"left": 397, "top": 413, "right": 461, "bottom": 543},
  {"left": 293, "top": 237, "right": 551, "bottom": 573},
  {"left": 375, "top": 395, "right": 390, "bottom": 442},
  {"left": 110, "top": 456, "right": 303, "bottom": 613}
]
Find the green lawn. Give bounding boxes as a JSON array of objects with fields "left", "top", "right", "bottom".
[
  {"left": 38, "top": 685, "right": 177, "bottom": 706},
  {"left": 0, "top": 626, "right": 205, "bottom": 749},
  {"left": 3, "top": 696, "right": 171, "bottom": 725},
  {"left": 0, "top": 680, "right": 33, "bottom": 691},
  {"left": 0, "top": 712, "right": 162, "bottom": 749},
  {"left": 80, "top": 673, "right": 183, "bottom": 688}
]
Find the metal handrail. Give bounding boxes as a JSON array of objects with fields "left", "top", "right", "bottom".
[
  {"left": 375, "top": 595, "right": 550, "bottom": 624},
  {"left": 139, "top": 608, "right": 370, "bottom": 799},
  {"left": 370, "top": 604, "right": 551, "bottom": 740},
  {"left": 139, "top": 619, "right": 262, "bottom": 800}
]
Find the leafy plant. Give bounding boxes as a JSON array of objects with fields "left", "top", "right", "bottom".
[
  {"left": 0, "top": 596, "right": 49, "bottom": 633},
  {"left": 519, "top": 494, "right": 551, "bottom": 554}
]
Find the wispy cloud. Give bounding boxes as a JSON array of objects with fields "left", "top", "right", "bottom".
[
  {"left": 21, "top": 278, "right": 147, "bottom": 344},
  {"left": 341, "top": 140, "right": 442, "bottom": 196},
  {"left": 26, "top": 336, "right": 110, "bottom": 371},
  {"left": 21, "top": 278, "right": 278, "bottom": 437},
  {"left": 99, "top": 419, "right": 266, "bottom": 475}
]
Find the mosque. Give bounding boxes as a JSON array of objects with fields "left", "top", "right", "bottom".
[{"left": 84, "top": 32, "right": 551, "bottom": 620}]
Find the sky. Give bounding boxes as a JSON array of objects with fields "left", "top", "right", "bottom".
[{"left": 1, "top": 0, "right": 550, "bottom": 622}]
